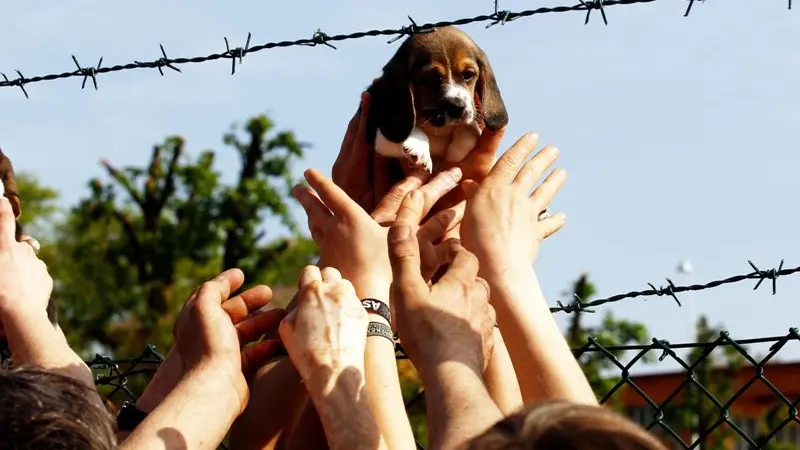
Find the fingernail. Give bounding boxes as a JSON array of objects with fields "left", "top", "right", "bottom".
[{"left": 389, "top": 225, "right": 411, "bottom": 243}]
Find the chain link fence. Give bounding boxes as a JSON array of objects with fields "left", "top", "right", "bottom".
[{"left": 83, "top": 260, "right": 800, "bottom": 449}]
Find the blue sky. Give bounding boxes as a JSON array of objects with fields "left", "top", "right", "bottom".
[{"left": 1, "top": 0, "right": 798, "bottom": 370}]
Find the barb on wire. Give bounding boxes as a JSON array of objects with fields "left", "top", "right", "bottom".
[
  {"left": 224, "top": 32, "right": 252, "bottom": 75},
  {"left": 0, "top": 70, "right": 28, "bottom": 98},
  {"left": 71, "top": 55, "right": 103, "bottom": 90},
  {"left": 303, "top": 29, "right": 337, "bottom": 49},
  {"left": 388, "top": 16, "right": 435, "bottom": 43},
  {"left": 646, "top": 278, "right": 682, "bottom": 307},
  {"left": 748, "top": 259, "right": 783, "bottom": 294},
  {"left": 486, "top": 0, "right": 514, "bottom": 28},
  {"left": 0, "top": 0, "right": 691, "bottom": 94},
  {"left": 142, "top": 44, "right": 182, "bottom": 76},
  {"left": 582, "top": 0, "right": 610, "bottom": 25},
  {"left": 550, "top": 259, "right": 800, "bottom": 313}
]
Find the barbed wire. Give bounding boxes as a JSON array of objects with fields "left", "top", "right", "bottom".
[
  {"left": 552, "top": 259, "right": 800, "bottom": 313},
  {"left": 2, "top": 0, "right": 791, "bottom": 98}
]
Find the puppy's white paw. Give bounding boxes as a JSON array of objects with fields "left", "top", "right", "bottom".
[{"left": 403, "top": 129, "right": 432, "bottom": 174}]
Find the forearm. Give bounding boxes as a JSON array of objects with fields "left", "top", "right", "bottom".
[
  {"left": 120, "top": 367, "right": 241, "bottom": 450},
  {"left": 483, "top": 328, "right": 523, "bottom": 415},
  {"left": 358, "top": 278, "right": 416, "bottom": 450},
  {"left": 420, "top": 360, "right": 503, "bottom": 450},
  {"left": 305, "top": 365, "right": 387, "bottom": 450},
  {"left": 3, "top": 311, "right": 99, "bottom": 399},
  {"left": 229, "top": 356, "right": 311, "bottom": 450},
  {"left": 485, "top": 264, "right": 596, "bottom": 405}
]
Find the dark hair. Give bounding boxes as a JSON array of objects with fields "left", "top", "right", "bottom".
[
  {"left": 0, "top": 365, "right": 116, "bottom": 449},
  {"left": 467, "top": 400, "right": 668, "bottom": 450}
]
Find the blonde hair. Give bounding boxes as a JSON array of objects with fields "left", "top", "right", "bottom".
[{"left": 467, "top": 400, "right": 669, "bottom": 450}]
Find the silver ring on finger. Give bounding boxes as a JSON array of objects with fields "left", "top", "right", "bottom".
[
  {"left": 537, "top": 208, "right": 551, "bottom": 221},
  {"left": 22, "top": 237, "right": 40, "bottom": 255}
]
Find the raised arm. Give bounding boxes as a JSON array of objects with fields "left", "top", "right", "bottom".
[
  {"left": 460, "top": 132, "right": 596, "bottom": 405},
  {"left": 388, "top": 190, "right": 503, "bottom": 450}
]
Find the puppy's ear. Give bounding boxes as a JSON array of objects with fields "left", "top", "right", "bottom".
[
  {"left": 370, "top": 42, "right": 416, "bottom": 143},
  {"left": 0, "top": 150, "right": 21, "bottom": 219},
  {"left": 475, "top": 48, "right": 508, "bottom": 131}
]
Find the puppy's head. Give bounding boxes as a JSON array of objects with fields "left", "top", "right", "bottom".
[{"left": 369, "top": 26, "right": 508, "bottom": 143}]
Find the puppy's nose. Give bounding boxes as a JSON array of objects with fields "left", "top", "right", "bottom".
[{"left": 444, "top": 99, "right": 467, "bottom": 118}]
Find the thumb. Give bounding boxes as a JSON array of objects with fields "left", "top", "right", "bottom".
[
  {"left": 461, "top": 179, "right": 480, "bottom": 201},
  {"left": 388, "top": 191, "right": 427, "bottom": 298}
]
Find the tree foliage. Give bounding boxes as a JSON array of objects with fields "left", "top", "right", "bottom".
[{"left": 37, "top": 115, "right": 317, "bottom": 356}]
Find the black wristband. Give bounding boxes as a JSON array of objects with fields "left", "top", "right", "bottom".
[
  {"left": 361, "top": 299, "right": 391, "bottom": 324},
  {"left": 116, "top": 401, "right": 148, "bottom": 432},
  {"left": 367, "top": 321, "right": 394, "bottom": 343}
]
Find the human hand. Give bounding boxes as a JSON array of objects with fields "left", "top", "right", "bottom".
[
  {"left": 279, "top": 266, "right": 368, "bottom": 388},
  {"left": 387, "top": 191, "right": 496, "bottom": 374},
  {"left": 293, "top": 167, "right": 464, "bottom": 302},
  {"left": 0, "top": 196, "right": 52, "bottom": 325},
  {"left": 332, "top": 91, "right": 406, "bottom": 213},
  {"left": 460, "top": 133, "right": 566, "bottom": 276},
  {"left": 172, "top": 269, "right": 285, "bottom": 413}
]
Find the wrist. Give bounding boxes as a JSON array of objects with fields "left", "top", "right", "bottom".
[
  {"left": 304, "top": 362, "right": 366, "bottom": 399},
  {"left": 350, "top": 275, "right": 391, "bottom": 302},
  {"left": 421, "top": 359, "right": 486, "bottom": 399},
  {"left": 184, "top": 362, "right": 246, "bottom": 411},
  {"left": 479, "top": 259, "right": 532, "bottom": 286}
]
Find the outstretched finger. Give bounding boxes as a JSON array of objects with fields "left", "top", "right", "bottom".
[
  {"left": 298, "top": 265, "right": 322, "bottom": 290},
  {"left": 210, "top": 268, "right": 246, "bottom": 303},
  {"left": 418, "top": 167, "right": 463, "bottom": 218},
  {"left": 371, "top": 173, "right": 428, "bottom": 225},
  {"left": 293, "top": 183, "right": 333, "bottom": 225},
  {"left": 485, "top": 133, "right": 540, "bottom": 186},
  {"left": 223, "top": 285, "right": 274, "bottom": 324},
  {"left": 530, "top": 168, "right": 567, "bottom": 211},
  {"left": 418, "top": 201, "right": 465, "bottom": 244},
  {"left": 304, "top": 169, "right": 365, "bottom": 219},
  {"left": 539, "top": 212, "right": 567, "bottom": 240},
  {"left": 241, "top": 339, "right": 283, "bottom": 378},
  {"left": 236, "top": 308, "right": 286, "bottom": 345},
  {"left": 513, "top": 146, "right": 560, "bottom": 194},
  {"left": 0, "top": 197, "right": 16, "bottom": 247},
  {"left": 388, "top": 191, "right": 428, "bottom": 298}
]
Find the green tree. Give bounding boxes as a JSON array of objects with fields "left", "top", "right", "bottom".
[
  {"left": 50, "top": 115, "right": 317, "bottom": 357},
  {"left": 565, "top": 273, "right": 653, "bottom": 409}
]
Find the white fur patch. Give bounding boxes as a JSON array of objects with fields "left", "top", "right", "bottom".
[
  {"left": 403, "top": 127, "right": 432, "bottom": 173},
  {"left": 444, "top": 82, "right": 475, "bottom": 123}
]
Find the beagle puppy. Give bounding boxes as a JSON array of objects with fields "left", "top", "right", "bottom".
[
  {"left": 366, "top": 26, "right": 508, "bottom": 173},
  {"left": 0, "top": 149, "right": 58, "bottom": 326}
]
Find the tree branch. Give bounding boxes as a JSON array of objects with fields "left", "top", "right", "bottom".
[
  {"left": 100, "top": 159, "right": 145, "bottom": 211},
  {"left": 109, "top": 208, "right": 149, "bottom": 284}
]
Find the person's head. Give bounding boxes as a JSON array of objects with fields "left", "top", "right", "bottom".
[
  {"left": 467, "top": 400, "right": 668, "bottom": 450},
  {"left": 0, "top": 365, "right": 116, "bottom": 449}
]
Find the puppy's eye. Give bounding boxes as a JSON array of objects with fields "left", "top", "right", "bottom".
[{"left": 462, "top": 70, "right": 476, "bottom": 81}]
